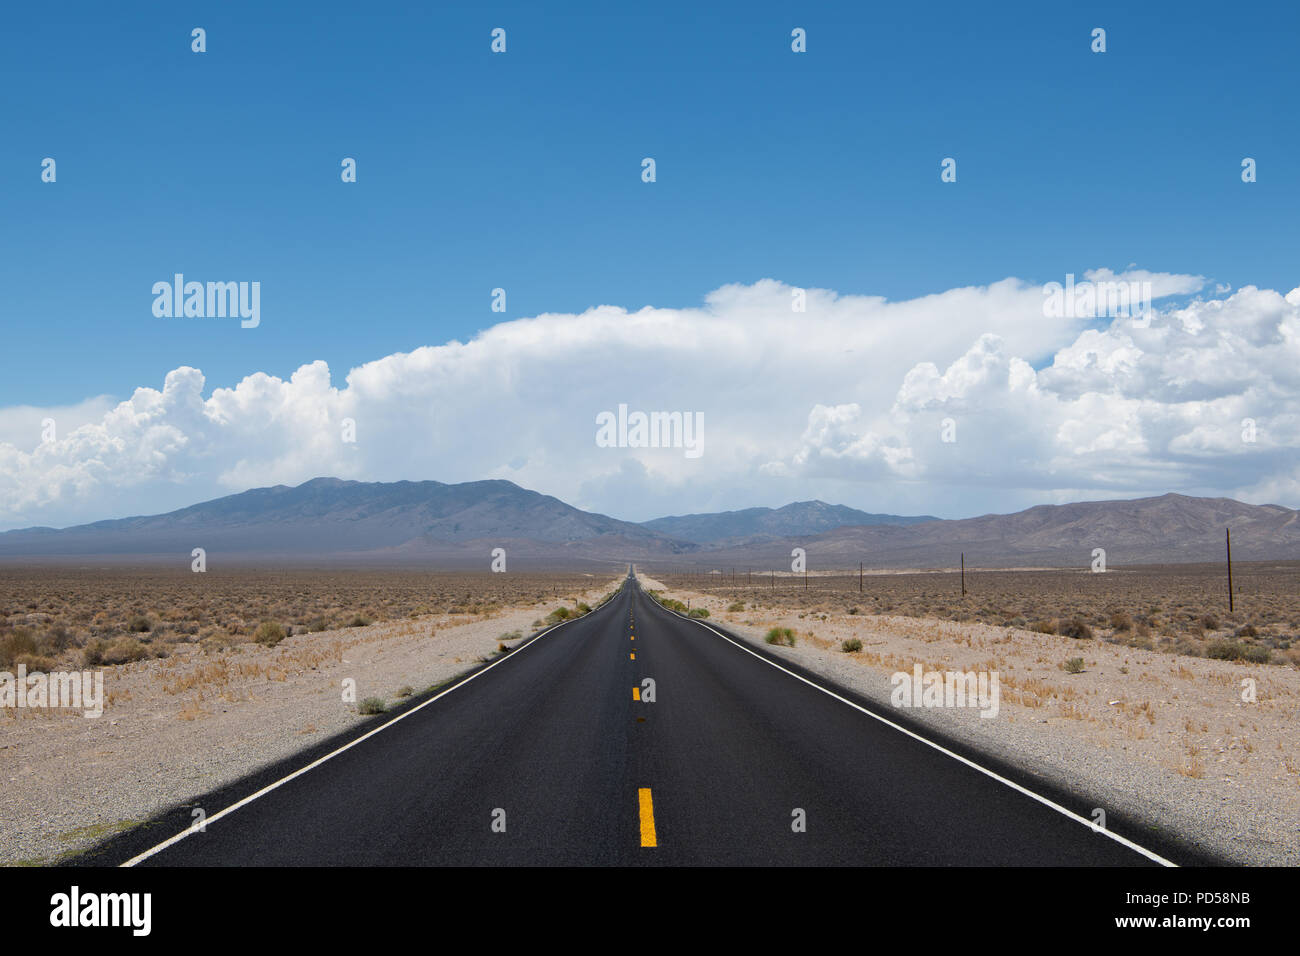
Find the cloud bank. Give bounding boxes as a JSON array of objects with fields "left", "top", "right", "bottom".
[{"left": 1, "top": 270, "right": 1296, "bottom": 529}]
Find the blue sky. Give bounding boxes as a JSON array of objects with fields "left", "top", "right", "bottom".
[
  {"left": 1, "top": 1, "right": 1298, "bottom": 528},
  {"left": 3, "top": 0, "right": 1296, "bottom": 405}
]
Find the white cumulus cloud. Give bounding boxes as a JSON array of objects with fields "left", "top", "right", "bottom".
[{"left": 0, "top": 272, "right": 1296, "bottom": 530}]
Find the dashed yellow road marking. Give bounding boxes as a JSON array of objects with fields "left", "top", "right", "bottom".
[
  {"left": 632, "top": 686, "right": 640, "bottom": 701},
  {"left": 638, "top": 788, "right": 657, "bottom": 847}
]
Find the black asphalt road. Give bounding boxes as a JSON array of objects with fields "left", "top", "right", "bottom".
[{"left": 91, "top": 573, "right": 1192, "bottom": 866}]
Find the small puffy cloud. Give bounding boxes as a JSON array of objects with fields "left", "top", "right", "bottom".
[{"left": 1080, "top": 266, "right": 1206, "bottom": 300}]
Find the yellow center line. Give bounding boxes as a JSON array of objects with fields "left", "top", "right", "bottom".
[
  {"left": 630, "top": 652, "right": 635, "bottom": 659},
  {"left": 632, "top": 686, "right": 640, "bottom": 701},
  {"left": 638, "top": 788, "right": 657, "bottom": 847}
]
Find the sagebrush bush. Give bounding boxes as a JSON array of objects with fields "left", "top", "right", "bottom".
[
  {"left": 841, "top": 637, "right": 863, "bottom": 653},
  {"left": 1206, "top": 640, "right": 1270, "bottom": 664},
  {"left": 0, "top": 628, "right": 39, "bottom": 668},
  {"left": 97, "top": 637, "right": 150, "bottom": 666},
  {"left": 254, "top": 621, "right": 287, "bottom": 646},
  {"left": 765, "top": 627, "right": 796, "bottom": 647},
  {"left": 358, "top": 697, "right": 386, "bottom": 714},
  {"left": 1064, "top": 657, "right": 1085, "bottom": 674},
  {"left": 1060, "top": 618, "right": 1094, "bottom": 640}
]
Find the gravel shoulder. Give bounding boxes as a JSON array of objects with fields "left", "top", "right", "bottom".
[
  {"left": 0, "top": 577, "right": 621, "bottom": 866},
  {"left": 636, "top": 572, "right": 1300, "bottom": 866}
]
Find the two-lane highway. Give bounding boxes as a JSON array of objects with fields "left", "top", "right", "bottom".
[{"left": 91, "top": 572, "right": 1185, "bottom": 866}]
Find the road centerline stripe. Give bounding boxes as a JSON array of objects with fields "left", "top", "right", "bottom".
[{"left": 638, "top": 788, "right": 657, "bottom": 847}]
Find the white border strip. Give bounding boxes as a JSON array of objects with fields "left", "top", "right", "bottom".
[
  {"left": 119, "top": 594, "right": 619, "bottom": 867},
  {"left": 641, "top": 581, "right": 1177, "bottom": 867}
]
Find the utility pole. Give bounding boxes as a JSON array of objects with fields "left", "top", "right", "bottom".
[
  {"left": 1226, "top": 528, "right": 1234, "bottom": 613},
  {"left": 961, "top": 553, "right": 966, "bottom": 596},
  {"left": 859, "top": 561, "right": 863, "bottom": 593}
]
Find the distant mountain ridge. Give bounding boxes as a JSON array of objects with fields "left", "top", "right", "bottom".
[
  {"left": 692, "top": 493, "right": 1300, "bottom": 568},
  {"left": 0, "top": 477, "right": 692, "bottom": 563},
  {"left": 640, "top": 501, "right": 937, "bottom": 545},
  {"left": 0, "top": 479, "right": 1295, "bottom": 568}
]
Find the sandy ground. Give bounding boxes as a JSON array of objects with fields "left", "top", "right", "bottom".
[
  {"left": 0, "top": 577, "right": 621, "bottom": 866},
  {"left": 636, "top": 573, "right": 1300, "bottom": 866}
]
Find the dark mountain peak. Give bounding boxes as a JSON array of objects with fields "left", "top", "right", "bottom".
[{"left": 640, "top": 500, "right": 939, "bottom": 545}]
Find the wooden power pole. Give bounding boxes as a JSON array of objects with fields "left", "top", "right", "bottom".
[{"left": 1226, "top": 528, "right": 1234, "bottom": 612}]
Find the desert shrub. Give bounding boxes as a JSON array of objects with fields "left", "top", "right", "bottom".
[
  {"left": 576, "top": 602, "right": 592, "bottom": 615},
  {"left": 847, "top": 607, "right": 860, "bottom": 615},
  {"left": 396, "top": 686, "right": 414, "bottom": 698},
  {"left": 358, "top": 697, "right": 386, "bottom": 715},
  {"left": 765, "top": 627, "right": 796, "bottom": 647},
  {"left": 545, "top": 607, "right": 571, "bottom": 624},
  {"left": 99, "top": 637, "right": 150, "bottom": 666},
  {"left": 82, "top": 638, "right": 106, "bottom": 667},
  {"left": 1109, "top": 610, "right": 1132, "bottom": 632},
  {"left": 1064, "top": 657, "right": 1085, "bottom": 674},
  {"left": 499, "top": 630, "right": 522, "bottom": 641},
  {"left": 254, "top": 621, "right": 287, "bottom": 646},
  {"left": 347, "top": 614, "right": 372, "bottom": 628},
  {"left": 688, "top": 608, "right": 710, "bottom": 619},
  {"left": 127, "top": 614, "right": 153, "bottom": 633},
  {"left": 1235, "top": 624, "right": 1259, "bottom": 638},
  {"left": 727, "top": 602, "right": 746, "bottom": 612},
  {"left": 0, "top": 628, "right": 39, "bottom": 668},
  {"left": 45, "top": 625, "right": 73, "bottom": 652},
  {"left": 1206, "top": 640, "right": 1270, "bottom": 664},
  {"left": 1200, "top": 613, "right": 1221, "bottom": 631},
  {"left": 1030, "top": 620, "right": 1057, "bottom": 635},
  {"left": 1060, "top": 618, "right": 1094, "bottom": 640},
  {"left": 841, "top": 637, "right": 863, "bottom": 653}
]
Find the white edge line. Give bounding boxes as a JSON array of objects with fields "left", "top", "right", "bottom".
[
  {"left": 120, "top": 591, "right": 621, "bottom": 867},
  {"left": 641, "top": 580, "right": 1177, "bottom": 868}
]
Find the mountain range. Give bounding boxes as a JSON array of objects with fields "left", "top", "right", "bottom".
[{"left": 0, "top": 477, "right": 1296, "bottom": 568}]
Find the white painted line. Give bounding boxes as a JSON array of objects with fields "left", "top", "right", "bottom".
[
  {"left": 120, "top": 602, "right": 611, "bottom": 867},
  {"left": 640, "top": 581, "right": 1177, "bottom": 868}
]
